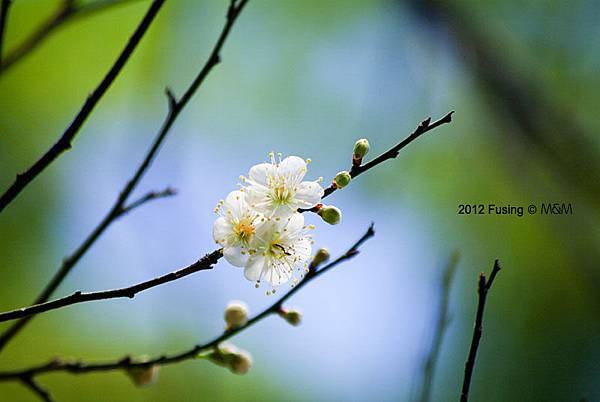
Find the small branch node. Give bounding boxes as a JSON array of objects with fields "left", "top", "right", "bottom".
[
  {"left": 165, "top": 86, "right": 177, "bottom": 109},
  {"left": 420, "top": 117, "right": 432, "bottom": 129}
]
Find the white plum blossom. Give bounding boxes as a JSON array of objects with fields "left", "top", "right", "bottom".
[
  {"left": 242, "top": 153, "right": 324, "bottom": 218},
  {"left": 244, "top": 212, "right": 313, "bottom": 288},
  {"left": 213, "top": 190, "right": 263, "bottom": 267},
  {"left": 214, "top": 153, "right": 331, "bottom": 289}
]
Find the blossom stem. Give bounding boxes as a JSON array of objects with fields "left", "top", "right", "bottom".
[
  {"left": 0, "top": 225, "right": 374, "bottom": 382},
  {"left": 0, "top": 250, "right": 223, "bottom": 323},
  {"left": 299, "top": 111, "right": 454, "bottom": 212}
]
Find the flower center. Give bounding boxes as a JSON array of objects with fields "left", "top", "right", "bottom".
[
  {"left": 272, "top": 185, "right": 292, "bottom": 205},
  {"left": 266, "top": 174, "right": 294, "bottom": 206},
  {"left": 233, "top": 218, "right": 255, "bottom": 240}
]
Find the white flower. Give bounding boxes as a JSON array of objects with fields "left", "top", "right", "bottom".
[
  {"left": 244, "top": 213, "right": 313, "bottom": 287},
  {"left": 213, "top": 190, "right": 263, "bottom": 267},
  {"left": 242, "top": 153, "right": 324, "bottom": 218}
]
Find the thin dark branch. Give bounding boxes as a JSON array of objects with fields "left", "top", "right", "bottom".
[
  {"left": 0, "top": 0, "right": 142, "bottom": 74},
  {"left": 0, "top": 0, "right": 11, "bottom": 68},
  {"left": 0, "top": 224, "right": 374, "bottom": 381},
  {"left": 0, "top": 0, "right": 249, "bottom": 353},
  {"left": 0, "top": 249, "right": 222, "bottom": 322},
  {"left": 300, "top": 111, "right": 454, "bottom": 210},
  {"left": 0, "top": 109, "right": 449, "bottom": 333},
  {"left": 0, "top": 0, "right": 164, "bottom": 213},
  {"left": 417, "top": 252, "right": 459, "bottom": 402},
  {"left": 20, "top": 376, "right": 54, "bottom": 402},
  {"left": 460, "top": 259, "right": 501, "bottom": 402},
  {"left": 120, "top": 186, "right": 177, "bottom": 215}
]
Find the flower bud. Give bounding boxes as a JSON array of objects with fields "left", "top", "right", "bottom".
[
  {"left": 278, "top": 308, "right": 302, "bottom": 326},
  {"left": 353, "top": 138, "right": 370, "bottom": 160},
  {"left": 317, "top": 205, "right": 342, "bottom": 225},
  {"left": 205, "top": 344, "right": 233, "bottom": 368},
  {"left": 311, "top": 248, "right": 330, "bottom": 269},
  {"left": 224, "top": 300, "right": 248, "bottom": 330},
  {"left": 333, "top": 171, "right": 351, "bottom": 189},
  {"left": 229, "top": 349, "right": 253, "bottom": 374},
  {"left": 125, "top": 357, "right": 159, "bottom": 387},
  {"left": 207, "top": 343, "right": 252, "bottom": 375}
]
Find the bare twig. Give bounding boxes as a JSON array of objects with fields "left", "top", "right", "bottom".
[
  {"left": 120, "top": 187, "right": 177, "bottom": 215},
  {"left": 460, "top": 259, "right": 501, "bottom": 402},
  {"left": 300, "top": 111, "right": 454, "bottom": 210},
  {"left": 417, "top": 252, "right": 459, "bottom": 402},
  {"left": 20, "top": 375, "right": 54, "bottom": 402},
  {"left": 0, "top": 0, "right": 250, "bottom": 353},
  {"left": 0, "top": 0, "right": 164, "bottom": 213},
  {"left": 0, "top": 186, "right": 174, "bottom": 350},
  {"left": 0, "top": 224, "right": 374, "bottom": 381},
  {"left": 0, "top": 0, "right": 142, "bottom": 75},
  {"left": 0, "top": 0, "right": 11, "bottom": 68},
  {"left": 0, "top": 249, "right": 222, "bottom": 322}
]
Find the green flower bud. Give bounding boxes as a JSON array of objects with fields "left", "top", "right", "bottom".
[
  {"left": 224, "top": 301, "right": 248, "bottom": 330},
  {"left": 334, "top": 171, "right": 351, "bottom": 189},
  {"left": 318, "top": 205, "right": 342, "bottom": 225},
  {"left": 278, "top": 308, "right": 302, "bottom": 326},
  {"left": 353, "top": 138, "right": 370, "bottom": 159},
  {"left": 125, "top": 357, "right": 159, "bottom": 387},
  {"left": 311, "top": 248, "right": 330, "bottom": 269}
]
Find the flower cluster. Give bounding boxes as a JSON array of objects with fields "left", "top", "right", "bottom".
[{"left": 213, "top": 153, "right": 326, "bottom": 289}]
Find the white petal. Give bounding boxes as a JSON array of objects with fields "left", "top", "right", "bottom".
[
  {"left": 245, "top": 186, "right": 269, "bottom": 211},
  {"left": 252, "top": 220, "right": 277, "bottom": 246},
  {"left": 213, "top": 217, "right": 231, "bottom": 244},
  {"left": 289, "top": 236, "right": 312, "bottom": 262},
  {"left": 249, "top": 163, "right": 276, "bottom": 186},
  {"left": 223, "top": 245, "right": 248, "bottom": 267},
  {"left": 295, "top": 181, "right": 324, "bottom": 207},
  {"left": 244, "top": 255, "right": 266, "bottom": 281},
  {"left": 278, "top": 156, "right": 306, "bottom": 179},
  {"left": 224, "top": 190, "right": 246, "bottom": 218},
  {"left": 264, "top": 258, "right": 293, "bottom": 287},
  {"left": 284, "top": 212, "right": 305, "bottom": 233},
  {"left": 269, "top": 204, "right": 296, "bottom": 219}
]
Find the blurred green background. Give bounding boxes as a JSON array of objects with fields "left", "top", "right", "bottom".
[{"left": 1, "top": 0, "right": 599, "bottom": 401}]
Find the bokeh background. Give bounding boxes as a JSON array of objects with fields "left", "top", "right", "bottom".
[{"left": 1, "top": 0, "right": 599, "bottom": 401}]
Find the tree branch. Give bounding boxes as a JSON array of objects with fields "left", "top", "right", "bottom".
[
  {"left": 0, "top": 224, "right": 374, "bottom": 381},
  {"left": 0, "top": 0, "right": 11, "bottom": 68},
  {"left": 120, "top": 186, "right": 176, "bottom": 215},
  {"left": 460, "top": 259, "right": 501, "bottom": 402},
  {"left": 0, "top": 0, "right": 164, "bottom": 213},
  {"left": 20, "top": 375, "right": 54, "bottom": 402},
  {"left": 301, "top": 111, "right": 454, "bottom": 210},
  {"left": 0, "top": 249, "right": 222, "bottom": 322},
  {"left": 0, "top": 0, "right": 143, "bottom": 75},
  {"left": 0, "top": 0, "right": 250, "bottom": 353},
  {"left": 417, "top": 251, "right": 459, "bottom": 402}
]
